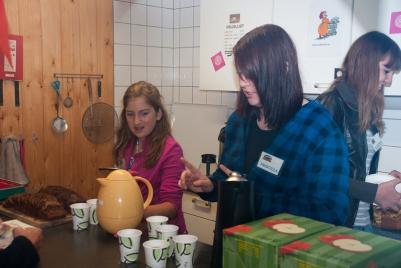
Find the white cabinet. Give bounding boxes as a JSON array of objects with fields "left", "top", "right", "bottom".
[{"left": 182, "top": 191, "right": 217, "bottom": 245}]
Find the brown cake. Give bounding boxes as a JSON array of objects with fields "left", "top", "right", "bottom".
[
  {"left": 39, "top": 185, "right": 85, "bottom": 211},
  {"left": 373, "top": 206, "right": 401, "bottom": 230},
  {"left": 3, "top": 192, "right": 67, "bottom": 220}
]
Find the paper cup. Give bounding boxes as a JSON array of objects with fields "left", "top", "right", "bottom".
[
  {"left": 143, "top": 239, "right": 169, "bottom": 268},
  {"left": 117, "top": 229, "right": 142, "bottom": 264},
  {"left": 70, "top": 203, "right": 90, "bottom": 231},
  {"left": 146, "top": 215, "right": 168, "bottom": 239},
  {"left": 156, "top": 224, "right": 179, "bottom": 258},
  {"left": 86, "top": 198, "right": 98, "bottom": 225},
  {"left": 173, "top": 234, "right": 198, "bottom": 268}
]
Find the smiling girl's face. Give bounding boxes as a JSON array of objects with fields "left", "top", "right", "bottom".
[{"left": 125, "top": 96, "right": 161, "bottom": 142}]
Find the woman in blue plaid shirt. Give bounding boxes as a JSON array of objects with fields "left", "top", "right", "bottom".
[{"left": 179, "top": 24, "right": 349, "bottom": 225}]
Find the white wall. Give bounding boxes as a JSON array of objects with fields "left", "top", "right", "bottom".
[
  {"left": 113, "top": 0, "right": 236, "bottom": 159},
  {"left": 113, "top": 0, "right": 401, "bottom": 171}
]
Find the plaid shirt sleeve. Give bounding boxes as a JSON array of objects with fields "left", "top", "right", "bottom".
[{"left": 200, "top": 111, "right": 248, "bottom": 201}]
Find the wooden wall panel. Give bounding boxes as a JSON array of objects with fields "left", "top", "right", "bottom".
[{"left": 1, "top": 0, "right": 114, "bottom": 198}]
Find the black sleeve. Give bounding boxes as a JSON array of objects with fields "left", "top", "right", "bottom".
[
  {"left": 198, "top": 180, "right": 218, "bottom": 202},
  {"left": 349, "top": 179, "right": 378, "bottom": 203},
  {"left": 0, "top": 236, "right": 40, "bottom": 268}
]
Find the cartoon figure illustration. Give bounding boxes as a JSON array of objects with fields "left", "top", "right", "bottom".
[
  {"left": 317, "top": 11, "right": 340, "bottom": 39},
  {"left": 318, "top": 11, "right": 330, "bottom": 38}
]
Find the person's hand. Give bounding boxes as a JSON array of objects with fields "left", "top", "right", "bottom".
[
  {"left": 179, "top": 158, "right": 214, "bottom": 193},
  {"left": 375, "top": 174, "right": 401, "bottom": 212},
  {"left": 13, "top": 227, "right": 43, "bottom": 248},
  {"left": 389, "top": 170, "right": 401, "bottom": 180},
  {"left": 218, "top": 164, "right": 232, "bottom": 176}
]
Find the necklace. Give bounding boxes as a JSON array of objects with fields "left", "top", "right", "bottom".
[{"left": 128, "top": 139, "right": 141, "bottom": 170}]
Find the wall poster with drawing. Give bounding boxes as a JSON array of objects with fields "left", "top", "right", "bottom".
[{"left": 0, "top": 34, "right": 23, "bottom": 81}]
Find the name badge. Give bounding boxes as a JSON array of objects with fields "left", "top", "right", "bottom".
[
  {"left": 371, "top": 133, "right": 382, "bottom": 152},
  {"left": 257, "top": 152, "right": 284, "bottom": 176}
]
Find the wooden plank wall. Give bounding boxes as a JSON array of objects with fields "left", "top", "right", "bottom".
[{"left": 0, "top": 0, "right": 114, "bottom": 198}]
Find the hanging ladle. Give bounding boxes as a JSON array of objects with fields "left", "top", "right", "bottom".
[
  {"left": 51, "top": 80, "right": 68, "bottom": 133},
  {"left": 63, "top": 78, "right": 73, "bottom": 108}
]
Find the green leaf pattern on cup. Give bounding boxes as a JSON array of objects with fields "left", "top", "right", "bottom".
[
  {"left": 176, "top": 243, "right": 192, "bottom": 256},
  {"left": 91, "top": 209, "right": 98, "bottom": 224},
  {"left": 183, "top": 243, "right": 192, "bottom": 255},
  {"left": 77, "top": 221, "right": 89, "bottom": 231},
  {"left": 123, "top": 252, "right": 138, "bottom": 263},
  {"left": 72, "top": 208, "right": 85, "bottom": 218},
  {"left": 119, "top": 237, "right": 133, "bottom": 249},
  {"left": 152, "top": 247, "right": 168, "bottom": 262}
]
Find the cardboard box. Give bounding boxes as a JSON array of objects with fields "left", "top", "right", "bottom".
[
  {"left": 0, "top": 178, "right": 25, "bottom": 200},
  {"left": 280, "top": 226, "right": 401, "bottom": 267},
  {"left": 223, "top": 213, "right": 334, "bottom": 268}
]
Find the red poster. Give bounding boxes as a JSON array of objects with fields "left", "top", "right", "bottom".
[{"left": 0, "top": 34, "right": 23, "bottom": 80}]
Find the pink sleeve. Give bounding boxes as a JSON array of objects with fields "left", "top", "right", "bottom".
[{"left": 157, "top": 141, "right": 185, "bottom": 210}]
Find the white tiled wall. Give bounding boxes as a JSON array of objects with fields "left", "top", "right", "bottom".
[{"left": 113, "top": 0, "right": 237, "bottom": 111}]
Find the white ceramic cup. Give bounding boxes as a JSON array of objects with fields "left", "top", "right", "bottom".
[
  {"left": 143, "top": 239, "right": 169, "bottom": 268},
  {"left": 86, "top": 198, "right": 98, "bottom": 225},
  {"left": 173, "top": 234, "right": 198, "bottom": 268},
  {"left": 70, "top": 203, "right": 91, "bottom": 231},
  {"left": 146, "top": 215, "right": 168, "bottom": 239},
  {"left": 156, "top": 224, "right": 179, "bottom": 258},
  {"left": 117, "top": 229, "right": 142, "bottom": 264}
]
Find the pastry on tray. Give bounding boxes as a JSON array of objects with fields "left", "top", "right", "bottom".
[
  {"left": 3, "top": 192, "right": 67, "bottom": 220},
  {"left": 39, "top": 185, "right": 85, "bottom": 211}
]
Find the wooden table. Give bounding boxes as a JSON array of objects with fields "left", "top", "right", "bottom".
[{"left": 38, "top": 223, "right": 213, "bottom": 268}]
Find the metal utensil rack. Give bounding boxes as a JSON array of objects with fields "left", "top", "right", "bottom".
[{"left": 53, "top": 73, "right": 103, "bottom": 80}]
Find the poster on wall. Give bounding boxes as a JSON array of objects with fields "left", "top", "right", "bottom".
[
  {"left": 200, "top": 0, "right": 274, "bottom": 91},
  {"left": 210, "top": 12, "right": 246, "bottom": 73},
  {"left": 306, "top": 0, "right": 350, "bottom": 58},
  {"left": 0, "top": 34, "right": 23, "bottom": 81},
  {"left": 223, "top": 12, "right": 245, "bottom": 62},
  {"left": 389, "top": 11, "right": 401, "bottom": 34}
]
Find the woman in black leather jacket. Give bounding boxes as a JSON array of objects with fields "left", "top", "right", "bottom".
[{"left": 318, "top": 31, "right": 401, "bottom": 238}]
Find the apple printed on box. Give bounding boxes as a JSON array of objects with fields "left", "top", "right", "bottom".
[
  {"left": 223, "top": 213, "right": 334, "bottom": 268},
  {"left": 280, "top": 226, "right": 401, "bottom": 268}
]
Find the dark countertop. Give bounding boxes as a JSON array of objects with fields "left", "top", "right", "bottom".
[{"left": 36, "top": 223, "right": 213, "bottom": 268}]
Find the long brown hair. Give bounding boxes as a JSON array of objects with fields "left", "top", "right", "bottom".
[
  {"left": 333, "top": 31, "right": 401, "bottom": 133},
  {"left": 114, "top": 81, "right": 171, "bottom": 168},
  {"left": 233, "top": 24, "right": 303, "bottom": 129}
]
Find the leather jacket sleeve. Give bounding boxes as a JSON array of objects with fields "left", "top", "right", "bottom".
[{"left": 318, "top": 91, "right": 378, "bottom": 203}]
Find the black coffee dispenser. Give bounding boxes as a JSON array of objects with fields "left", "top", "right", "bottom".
[
  {"left": 211, "top": 172, "right": 256, "bottom": 268},
  {"left": 199, "top": 154, "right": 217, "bottom": 176}
]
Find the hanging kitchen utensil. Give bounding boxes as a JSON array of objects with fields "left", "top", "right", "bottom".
[
  {"left": 63, "top": 78, "right": 73, "bottom": 108},
  {"left": 97, "top": 80, "right": 102, "bottom": 98},
  {"left": 82, "top": 102, "right": 118, "bottom": 144},
  {"left": 51, "top": 82, "right": 68, "bottom": 134},
  {"left": 87, "top": 78, "right": 93, "bottom": 118}
]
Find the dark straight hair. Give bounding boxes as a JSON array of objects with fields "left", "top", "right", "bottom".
[
  {"left": 233, "top": 24, "right": 303, "bottom": 130},
  {"left": 332, "top": 31, "right": 401, "bottom": 133}
]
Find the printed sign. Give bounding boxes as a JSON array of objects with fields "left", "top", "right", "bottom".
[
  {"left": 0, "top": 35, "right": 23, "bottom": 80},
  {"left": 390, "top": 11, "right": 401, "bottom": 34}
]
